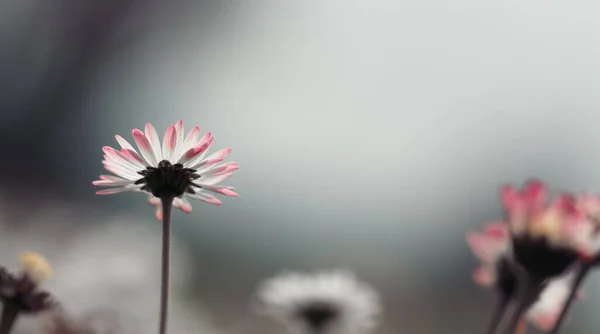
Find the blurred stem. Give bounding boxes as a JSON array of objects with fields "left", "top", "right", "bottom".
[
  {"left": 0, "top": 303, "right": 19, "bottom": 334},
  {"left": 502, "top": 276, "right": 543, "bottom": 334},
  {"left": 485, "top": 295, "right": 510, "bottom": 334},
  {"left": 159, "top": 196, "right": 174, "bottom": 334},
  {"left": 549, "top": 263, "right": 592, "bottom": 334}
]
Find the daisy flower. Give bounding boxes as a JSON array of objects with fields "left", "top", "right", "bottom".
[
  {"left": 256, "top": 270, "right": 381, "bottom": 334},
  {"left": 93, "top": 120, "right": 239, "bottom": 221},
  {"left": 92, "top": 121, "right": 236, "bottom": 334},
  {"left": 500, "top": 180, "right": 590, "bottom": 280}
]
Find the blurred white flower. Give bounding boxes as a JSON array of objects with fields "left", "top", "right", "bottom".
[
  {"left": 0, "top": 200, "right": 217, "bottom": 334},
  {"left": 256, "top": 270, "right": 381, "bottom": 334}
]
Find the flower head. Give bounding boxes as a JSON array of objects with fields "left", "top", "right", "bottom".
[
  {"left": 500, "top": 180, "right": 589, "bottom": 279},
  {"left": 0, "top": 252, "right": 56, "bottom": 315},
  {"left": 256, "top": 270, "right": 381, "bottom": 334},
  {"left": 93, "top": 121, "right": 239, "bottom": 221}
]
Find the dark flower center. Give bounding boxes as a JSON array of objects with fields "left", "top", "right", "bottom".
[
  {"left": 511, "top": 234, "right": 578, "bottom": 280},
  {"left": 135, "top": 160, "right": 200, "bottom": 198},
  {"left": 297, "top": 302, "right": 339, "bottom": 333}
]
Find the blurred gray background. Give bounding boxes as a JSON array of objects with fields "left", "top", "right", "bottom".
[{"left": 1, "top": 0, "right": 600, "bottom": 333}]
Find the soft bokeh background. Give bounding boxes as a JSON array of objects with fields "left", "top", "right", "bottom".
[{"left": 1, "top": 0, "right": 600, "bottom": 333}]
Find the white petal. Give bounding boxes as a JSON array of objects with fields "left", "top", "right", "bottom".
[
  {"left": 162, "top": 126, "right": 177, "bottom": 161},
  {"left": 173, "top": 197, "right": 193, "bottom": 213},
  {"left": 171, "top": 120, "right": 185, "bottom": 162},
  {"left": 190, "top": 148, "right": 230, "bottom": 169},
  {"left": 96, "top": 187, "right": 134, "bottom": 195},
  {"left": 148, "top": 197, "right": 160, "bottom": 206},
  {"left": 182, "top": 127, "right": 200, "bottom": 153},
  {"left": 103, "top": 162, "right": 140, "bottom": 180},
  {"left": 103, "top": 147, "right": 142, "bottom": 171},
  {"left": 196, "top": 173, "right": 233, "bottom": 186},
  {"left": 145, "top": 123, "right": 163, "bottom": 161},
  {"left": 186, "top": 192, "right": 222, "bottom": 205},
  {"left": 132, "top": 129, "right": 158, "bottom": 166},
  {"left": 115, "top": 135, "right": 136, "bottom": 151},
  {"left": 182, "top": 133, "right": 213, "bottom": 167},
  {"left": 93, "top": 179, "right": 135, "bottom": 187}
]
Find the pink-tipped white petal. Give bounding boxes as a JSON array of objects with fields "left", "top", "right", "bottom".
[
  {"left": 196, "top": 173, "right": 234, "bottom": 186},
  {"left": 92, "top": 179, "right": 134, "bottom": 187},
  {"left": 173, "top": 197, "right": 193, "bottom": 213},
  {"left": 145, "top": 122, "right": 163, "bottom": 161},
  {"left": 115, "top": 135, "right": 136, "bottom": 151},
  {"left": 171, "top": 120, "right": 185, "bottom": 161},
  {"left": 201, "top": 185, "right": 239, "bottom": 197},
  {"left": 122, "top": 149, "right": 148, "bottom": 168},
  {"left": 148, "top": 197, "right": 160, "bottom": 206},
  {"left": 191, "top": 148, "right": 231, "bottom": 169},
  {"left": 96, "top": 187, "right": 133, "bottom": 195},
  {"left": 181, "top": 126, "right": 201, "bottom": 153},
  {"left": 102, "top": 162, "right": 140, "bottom": 180},
  {"left": 155, "top": 207, "right": 163, "bottom": 222},
  {"left": 162, "top": 126, "right": 177, "bottom": 161},
  {"left": 132, "top": 129, "right": 158, "bottom": 166},
  {"left": 98, "top": 175, "right": 127, "bottom": 182},
  {"left": 188, "top": 192, "right": 223, "bottom": 206},
  {"left": 197, "top": 161, "right": 239, "bottom": 176},
  {"left": 102, "top": 155, "right": 139, "bottom": 176},
  {"left": 103, "top": 146, "right": 140, "bottom": 171},
  {"left": 183, "top": 133, "right": 213, "bottom": 167}
]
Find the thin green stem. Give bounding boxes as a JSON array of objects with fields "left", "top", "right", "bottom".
[
  {"left": 159, "top": 196, "right": 174, "bottom": 334},
  {"left": 549, "top": 263, "right": 592, "bottom": 334}
]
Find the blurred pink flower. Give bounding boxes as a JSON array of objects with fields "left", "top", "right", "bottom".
[
  {"left": 93, "top": 120, "right": 239, "bottom": 221},
  {"left": 466, "top": 221, "right": 583, "bottom": 332},
  {"left": 499, "top": 180, "right": 595, "bottom": 279}
]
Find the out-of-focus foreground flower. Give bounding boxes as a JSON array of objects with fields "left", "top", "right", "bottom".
[
  {"left": 0, "top": 200, "right": 217, "bottom": 334},
  {"left": 467, "top": 222, "right": 579, "bottom": 331},
  {"left": 500, "top": 180, "right": 594, "bottom": 280},
  {"left": 93, "top": 120, "right": 239, "bottom": 221},
  {"left": 467, "top": 180, "right": 600, "bottom": 334},
  {"left": 0, "top": 252, "right": 56, "bottom": 334},
  {"left": 256, "top": 270, "right": 381, "bottom": 334}
]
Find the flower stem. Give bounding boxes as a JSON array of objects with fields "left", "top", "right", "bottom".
[
  {"left": 159, "top": 196, "right": 174, "bottom": 334},
  {"left": 485, "top": 296, "right": 510, "bottom": 334},
  {"left": 503, "top": 276, "right": 543, "bottom": 334},
  {"left": 0, "top": 304, "right": 19, "bottom": 334},
  {"left": 549, "top": 263, "right": 592, "bottom": 334}
]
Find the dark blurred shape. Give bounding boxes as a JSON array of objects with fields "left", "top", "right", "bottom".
[
  {"left": 0, "top": 0, "right": 138, "bottom": 185},
  {"left": 0, "top": 0, "right": 215, "bottom": 198}
]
